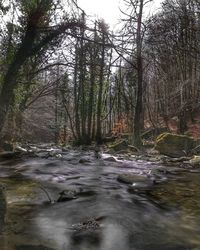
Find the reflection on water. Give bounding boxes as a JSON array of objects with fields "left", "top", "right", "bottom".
[{"left": 0, "top": 149, "right": 200, "bottom": 249}]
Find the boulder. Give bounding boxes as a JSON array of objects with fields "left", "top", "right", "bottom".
[{"left": 155, "top": 133, "right": 199, "bottom": 158}]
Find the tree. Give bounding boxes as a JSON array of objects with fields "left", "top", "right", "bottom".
[
  {"left": 146, "top": 0, "right": 200, "bottom": 133},
  {"left": 119, "top": 0, "right": 150, "bottom": 147},
  {"left": 0, "top": 0, "right": 82, "bottom": 143}
]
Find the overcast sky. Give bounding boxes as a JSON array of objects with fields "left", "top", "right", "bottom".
[{"left": 77, "top": 0, "right": 163, "bottom": 28}]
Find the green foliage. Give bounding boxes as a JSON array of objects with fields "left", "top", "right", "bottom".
[{"left": 19, "top": 0, "right": 52, "bottom": 15}]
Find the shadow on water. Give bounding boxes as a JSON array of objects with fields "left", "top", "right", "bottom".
[{"left": 0, "top": 148, "right": 200, "bottom": 249}]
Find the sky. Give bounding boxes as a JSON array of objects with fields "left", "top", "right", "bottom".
[{"left": 77, "top": 0, "right": 163, "bottom": 28}]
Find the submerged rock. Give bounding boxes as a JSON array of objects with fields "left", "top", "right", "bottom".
[
  {"left": 71, "top": 217, "right": 105, "bottom": 232},
  {"left": 155, "top": 133, "right": 199, "bottom": 158},
  {"left": 117, "top": 173, "right": 149, "bottom": 184},
  {"left": 57, "top": 189, "right": 78, "bottom": 202},
  {"left": 79, "top": 158, "right": 91, "bottom": 164}
]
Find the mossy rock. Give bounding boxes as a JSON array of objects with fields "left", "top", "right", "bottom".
[
  {"left": 108, "top": 140, "right": 128, "bottom": 152},
  {"left": 155, "top": 133, "right": 199, "bottom": 158}
]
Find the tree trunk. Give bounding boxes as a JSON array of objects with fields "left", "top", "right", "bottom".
[
  {"left": 96, "top": 32, "right": 105, "bottom": 144},
  {"left": 133, "top": 0, "right": 144, "bottom": 148}
]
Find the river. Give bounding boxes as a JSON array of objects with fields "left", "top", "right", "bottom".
[{"left": 0, "top": 146, "right": 200, "bottom": 250}]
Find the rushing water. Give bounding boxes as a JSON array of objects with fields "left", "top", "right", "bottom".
[{"left": 0, "top": 147, "right": 200, "bottom": 250}]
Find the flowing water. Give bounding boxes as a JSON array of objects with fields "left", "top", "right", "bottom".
[{"left": 0, "top": 146, "right": 200, "bottom": 250}]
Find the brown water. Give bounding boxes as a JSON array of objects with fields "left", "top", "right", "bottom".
[{"left": 0, "top": 147, "right": 200, "bottom": 250}]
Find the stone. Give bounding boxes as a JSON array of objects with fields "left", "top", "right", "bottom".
[
  {"left": 155, "top": 133, "right": 199, "bottom": 158},
  {"left": 189, "top": 156, "right": 200, "bottom": 166},
  {"left": 79, "top": 158, "right": 91, "bottom": 164},
  {"left": 57, "top": 189, "right": 78, "bottom": 202},
  {"left": 71, "top": 217, "right": 104, "bottom": 232},
  {"left": 15, "top": 145, "right": 27, "bottom": 152},
  {"left": 117, "top": 173, "right": 148, "bottom": 184},
  {"left": 104, "top": 156, "right": 117, "bottom": 162}
]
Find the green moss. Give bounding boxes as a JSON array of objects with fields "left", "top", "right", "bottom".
[
  {"left": 0, "top": 178, "right": 38, "bottom": 204},
  {"left": 155, "top": 133, "right": 200, "bottom": 157},
  {"left": 156, "top": 132, "right": 169, "bottom": 143},
  {"left": 150, "top": 173, "right": 200, "bottom": 217}
]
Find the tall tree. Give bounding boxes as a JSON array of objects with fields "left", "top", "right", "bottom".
[
  {"left": 0, "top": 0, "right": 82, "bottom": 142},
  {"left": 120, "top": 0, "right": 150, "bottom": 147}
]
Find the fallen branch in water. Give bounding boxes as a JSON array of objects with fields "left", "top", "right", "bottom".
[{"left": 39, "top": 185, "right": 55, "bottom": 204}]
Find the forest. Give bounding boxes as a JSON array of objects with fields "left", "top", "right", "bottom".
[{"left": 0, "top": 0, "right": 200, "bottom": 250}]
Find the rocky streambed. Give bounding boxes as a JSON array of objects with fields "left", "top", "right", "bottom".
[{"left": 0, "top": 145, "right": 200, "bottom": 250}]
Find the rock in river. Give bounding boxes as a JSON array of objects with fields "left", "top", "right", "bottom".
[
  {"left": 104, "top": 156, "right": 117, "bottom": 162},
  {"left": 57, "top": 189, "right": 78, "bottom": 202},
  {"left": 79, "top": 158, "right": 91, "bottom": 164},
  {"left": 71, "top": 217, "right": 105, "bottom": 232},
  {"left": 117, "top": 173, "right": 149, "bottom": 184}
]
